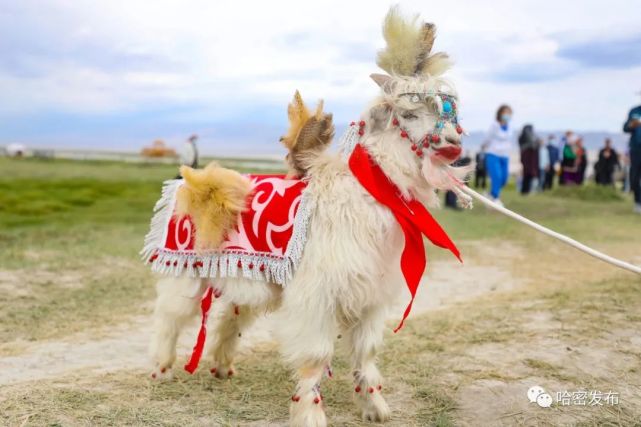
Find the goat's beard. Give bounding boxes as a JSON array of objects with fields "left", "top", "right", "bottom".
[{"left": 421, "top": 155, "right": 474, "bottom": 208}]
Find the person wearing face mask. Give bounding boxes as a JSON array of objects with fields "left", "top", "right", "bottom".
[{"left": 483, "top": 105, "right": 514, "bottom": 205}]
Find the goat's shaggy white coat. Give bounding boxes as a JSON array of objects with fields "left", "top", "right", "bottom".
[
  {"left": 149, "top": 124, "right": 465, "bottom": 425},
  {"left": 148, "top": 7, "right": 469, "bottom": 426}
]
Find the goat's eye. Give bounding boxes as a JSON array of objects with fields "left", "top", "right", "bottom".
[{"left": 402, "top": 112, "right": 417, "bottom": 120}]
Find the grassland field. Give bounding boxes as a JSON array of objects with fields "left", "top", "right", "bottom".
[{"left": 0, "top": 157, "right": 640, "bottom": 426}]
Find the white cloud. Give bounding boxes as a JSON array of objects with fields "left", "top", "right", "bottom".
[{"left": 1, "top": 0, "right": 640, "bottom": 150}]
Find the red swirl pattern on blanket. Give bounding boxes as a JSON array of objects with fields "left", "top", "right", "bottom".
[{"left": 164, "top": 175, "right": 307, "bottom": 256}]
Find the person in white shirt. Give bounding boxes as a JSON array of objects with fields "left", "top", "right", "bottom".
[
  {"left": 180, "top": 134, "right": 199, "bottom": 169},
  {"left": 483, "top": 105, "right": 514, "bottom": 204}
]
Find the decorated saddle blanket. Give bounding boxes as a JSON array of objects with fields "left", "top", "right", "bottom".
[{"left": 141, "top": 175, "right": 312, "bottom": 286}]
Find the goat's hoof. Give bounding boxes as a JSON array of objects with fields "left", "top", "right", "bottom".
[
  {"left": 209, "top": 364, "right": 235, "bottom": 379},
  {"left": 290, "top": 397, "right": 327, "bottom": 427},
  {"left": 150, "top": 366, "right": 174, "bottom": 381},
  {"left": 357, "top": 389, "right": 390, "bottom": 422},
  {"left": 362, "top": 406, "right": 391, "bottom": 423}
]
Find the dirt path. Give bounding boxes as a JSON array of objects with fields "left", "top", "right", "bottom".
[{"left": 0, "top": 260, "right": 517, "bottom": 386}]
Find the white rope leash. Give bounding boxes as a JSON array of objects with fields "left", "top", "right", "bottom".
[{"left": 460, "top": 186, "right": 641, "bottom": 275}]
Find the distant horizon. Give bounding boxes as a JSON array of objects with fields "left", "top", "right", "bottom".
[
  {"left": 2, "top": 1, "right": 640, "bottom": 154},
  {"left": 2, "top": 127, "right": 632, "bottom": 158}
]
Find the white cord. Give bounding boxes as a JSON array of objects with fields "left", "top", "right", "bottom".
[{"left": 460, "top": 186, "right": 641, "bottom": 275}]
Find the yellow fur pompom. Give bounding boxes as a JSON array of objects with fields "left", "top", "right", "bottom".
[{"left": 175, "top": 162, "right": 251, "bottom": 250}]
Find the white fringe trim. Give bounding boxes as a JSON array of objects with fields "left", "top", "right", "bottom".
[
  {"left": 140, "top": 179, "right": 315, "bottom": 287},
  {"left": 338, "top": 123, "right": 359, "bottom": 160}
]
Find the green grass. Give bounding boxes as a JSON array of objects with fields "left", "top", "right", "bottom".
[
  {"left": 1, "top": 157, "right": 641, "bottom": 425},
  {"left": 0, "top": 157, "right": 287, "bottom": 342},
  {"left": 1, "top": 157, "right": 638, "bottom": 343},
  {"left": 432, "top": 182, "right": 637, "bottom": 245}
]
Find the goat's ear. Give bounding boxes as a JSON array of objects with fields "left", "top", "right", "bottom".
[
  {"left": 370, "top": 73, "right": 394, "bottom": 93},
  {"left": 367, "top": 103, "right": 393, "bottom": 133}
]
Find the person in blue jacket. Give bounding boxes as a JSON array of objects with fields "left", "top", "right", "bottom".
[{"left": 623, "top": 98, "right": 641, "bottom": 213}]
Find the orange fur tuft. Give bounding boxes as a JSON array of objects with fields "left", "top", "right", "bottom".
[
  {"left": 280, "top": 91, "right": 334, "bottom": 177},
  {"left": 175, "top": 162, "right": 252, "bottom": 250}
]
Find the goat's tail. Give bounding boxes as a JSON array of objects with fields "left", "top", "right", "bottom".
[{"left": 176, "top": 162, "right": 252, "bottom": 250}]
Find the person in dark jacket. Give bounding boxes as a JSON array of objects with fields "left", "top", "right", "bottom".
[
  {"left": 474, "top": 144, "right": 487, "bottom": 189},
  {"left": 623, "top": 100, "right": 641, "bottom": 213},
  {"left": 518, "top": 124, "right": 539, "bottom": 195},
  {"left": 445, "top": 153, "right": 472, "bottom": 209},
  {"left": 576, "top": 138, "right": 588, "bottom": 185},
  {"left": 544, "top": 135, "right": 559, "bottom": 190},
  {"left": 594, "top": 138, "right": 620, "bottom": 185}
]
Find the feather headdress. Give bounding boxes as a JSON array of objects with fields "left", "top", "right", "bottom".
[{"left": 376, "top": 5, "right": 451, "bottom": 77}]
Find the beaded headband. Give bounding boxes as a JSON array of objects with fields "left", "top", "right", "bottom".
[{"left": 391, "top": 92, "right": 462, "bottom": 158}]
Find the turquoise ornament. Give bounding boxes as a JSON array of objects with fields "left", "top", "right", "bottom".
[{"left": 442, "top": 100, "right": 452, "bottom": 113}]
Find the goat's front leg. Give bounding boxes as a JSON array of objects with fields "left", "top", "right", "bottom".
[
  {"left": 289, "top": 363, "right": 328, "bottom": 427},
  {"left": 347, "top": 305, "right": 391, "bottom": 422},
  {"left": 278, "top": 293, "right": 336, "bottom": 427}
]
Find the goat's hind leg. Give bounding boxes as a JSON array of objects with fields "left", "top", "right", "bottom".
[
  {"left": 205, "top": 302, "right": 259, "bottom": 379},
  {"left": 149, "top": 277, "right": 206, "bottom": 380},
  {"left": 205, "top": 280, "right": 281, "bottom": 379}
]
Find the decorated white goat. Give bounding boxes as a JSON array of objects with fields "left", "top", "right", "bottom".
[{"left": 143, "top": 7, "right": 471, "bottom": 426}]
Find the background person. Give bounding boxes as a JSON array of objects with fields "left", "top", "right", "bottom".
[
  {"left": 445, "top": 153, "right": 472, "bottom": 210},
  {"left": 538, "top": 138, "right": 550, "bottom": 191},
  {"left": 622, "top": 151, "right": 631, "bottom": 192},
  {"left": 475, "top": 144, "right": 488, "bottom": 189},
  {"left": 623, "top": 97, "right": 641, "bottom": 213},
  {"left": 544, "top": 134, "right": 559, "bottom": 190},
  {"left": 558, "top": 131, "right": 574, "bottom": 185},
  {"left": 181, "top": 134, "right": 199, "bottom": 168},
  {"left": 560, "top": 134, "right": 580, "bottom": 185},
  {"left": 518, "top": 124, "right": 539, "bottom": 195},
  {"left": 594, "top": 138, "right": 620, "bottom": 186},
  {"left": 483, "top": 105, "right": 514, "bottom": 205},
  {"left": 576, "top": 138, "right": 587, "bottom": 185},
  {"left": 176, "top": 134, "right": 199, "bottom": 179}
]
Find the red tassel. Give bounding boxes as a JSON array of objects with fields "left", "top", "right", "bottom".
[{"left": 184, "top": 286, "right": 214, "bottom": 374}]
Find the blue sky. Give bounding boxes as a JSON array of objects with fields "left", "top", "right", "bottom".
[{"left": 1, "top": 0, "right": 640, "bottom": 155}]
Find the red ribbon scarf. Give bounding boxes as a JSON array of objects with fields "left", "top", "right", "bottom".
[{"left": 348, "top": 143, "right": 462, "bottom": 332}]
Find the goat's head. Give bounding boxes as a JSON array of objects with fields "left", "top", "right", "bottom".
[{"left": 360, "top": 6, "right": 469, "bottom": 194}]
